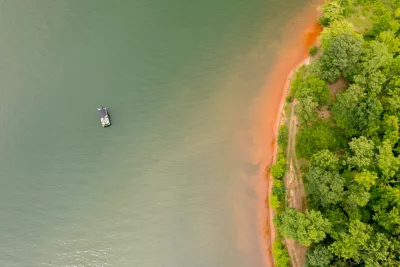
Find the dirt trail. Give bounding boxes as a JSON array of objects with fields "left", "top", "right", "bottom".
[
  {"left": 283, "top": 99, "right": 308, "bottom": 267},
  {"left": 285, "top": 100, "right": 306, "bottom": 212}
]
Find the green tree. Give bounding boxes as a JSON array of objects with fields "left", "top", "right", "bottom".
[
  {"left": 320, "top": 33, "right": 363, "bottom": 82},
  {"left": 270, "top": 195, "right": 281, "bottom": 210},
  {"left": 369, "top": 13, "right": 400, "bottom": 37},
  {"left": 296, "top": 121, "right": 339, "bottom": 158},
  {"left": 377, "top": 140, "right": 400, "bottom": 179},
  {"left": 272, "top": 239, "right": 290, "bottom": 267},
  {"left": 363, "top": 233, "right": 392, "bottom": 267},
  {"left": 346, "top": 183, "right": 371, "bottom": 207},
  {"left": 278, "top": 208, "right": 331, "bottom": 247},
  {"left": 272, "top": 179, "right": 285, "bottom": 201},
  {"left": 289, "top": 69, "right": 305, "bottom": 99},
  {"left": 352, "top": 41, "right": 392, "bottom": 98},
  {"left": 310, "top": 149, "right": 339, "bottom": 171},
  {"left": 395, "top": 7, "right": 400, "bottom": 18},
  {"left": 319, "top": 20, "right": 356, "bottom": 49},
  {"left": 295, "top": 97, "right": 318, "bottom": 124},
  {"left": 382, "top": 115, "right": 399, "bottom": 146},
  {"left": 329, "top": 220, "right": 372, "bottom": 262},
  {"left": 346, "top": 136, "right": 375, "bottom": 170},
  {"left": 382, "top": 86, "right": 400, "bottom": 115},
  {"left": 295, "top": 75, "right": 330, "bottom": 105},
  {"left": 354, "top": 97, "right": 383, "bottom": 137},
  {"left": 390, "top": 55, "right": 400, "bottom": 75},
  {"left": 371, "top": 186, "right": 400, "bottom": 211},
  {"left": 318, "top": 0, "right": 345, "bottom": 26},
  {"left": 307, "top": 245, "right": 333, "bottom": 267},
  {"left": 306, "top": 166, "right": 345, "bottom": 207},
  {"left": 332, "top": 84, "right": 366, "bottom": 137},
  {"left": 324, "top": 207, "right": 349, "bottom": 238},
  {"left": 373, "top": 205, "right": 400, "bottom": 234},
  {"left": 278, "top": 125, "right": 288, "bottom": 151},
  {"left": 354, "top": 171, "right": 377, "bottom": 190},
  {"left": 378, "top": 30, "right": 400, "bottom": 54},
  {"left": 271, "top": 151, "right": 287, "bottom": 179},
  {"left": 354, "top": 71, "right": 385, "bottom": 97},
  {"left": 309, "top": 45, "right": 318, "bottom": 56},
  {"left": 273, "top": 1, "right": 400, "bottom": 265}
]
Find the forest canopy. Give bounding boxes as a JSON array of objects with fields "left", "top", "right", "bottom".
[{"left": 274, "top": 0, "right": 400, "bottom": 266}]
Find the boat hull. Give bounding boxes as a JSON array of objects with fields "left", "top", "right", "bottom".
[{"left": 97, "top": 107, "right": 111, "bottom": 127}]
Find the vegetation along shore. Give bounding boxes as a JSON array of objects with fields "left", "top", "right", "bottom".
[
  {"left": 270, "top": 0, "right": 400, "bottom": 266},
  {"left": 253, "top": 2, "right": 323, "bottom": 266}
]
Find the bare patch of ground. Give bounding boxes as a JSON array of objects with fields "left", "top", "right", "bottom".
[
  {"left": 285, "top": 100, "right": 306, "bottom": 211},
  {"left": 347, "top": 5, "right": 373, "bottom": 33},
  {"left": 318, "top": 105, "right": 331, "bottom": 120},
  {"left": 285, "top": 239, "right": 308, "bottom": 267},
  {"left": 329, "top": 77, "right": 347, "bottom": 98}
]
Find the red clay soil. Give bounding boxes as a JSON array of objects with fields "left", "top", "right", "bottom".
[{"left": 251, "top": 1, "right": 323, "bottom": 266}]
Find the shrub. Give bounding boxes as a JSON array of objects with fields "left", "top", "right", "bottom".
[
  {"left": 270, "top": 195, "right": 281, "bottom": 210},
  {"left": 278, "top": 125, "right": 288, "bottom": 151},
  {"left": 272, "top": 239, "right": 290, "bottom": 267},
  {"left": 285, "top": 95, "right": 294, "bottom": 103},
  {"left": 309, "top": 45, "right": 318, "bottom": 56},
  {"left": 272, "top": 180, "right": 285, "bottom": 204},
  {"left": 396, "top": 8, "right": 400, "bottom": 19},
  {"left": 271, "top": 151, "right": 287, "bottom": 179},
  {"left": 294, "top": 74, "right": 330, "bottom": 105}
]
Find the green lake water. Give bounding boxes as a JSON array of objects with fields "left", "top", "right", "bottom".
[{"left": 0, "top": 1, "right": 312, "bottom": 266}]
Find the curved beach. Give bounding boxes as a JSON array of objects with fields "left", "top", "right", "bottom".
[{"left": 251, "top": 2, "right": 323, "bottom": 266}]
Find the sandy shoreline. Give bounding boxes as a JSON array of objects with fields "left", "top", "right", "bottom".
[
  {"left": 263, "top": 56, "right": 312, "bottom": 267},
  {"left": 255, "top": 2, "right": 323, "bottom": 266}
]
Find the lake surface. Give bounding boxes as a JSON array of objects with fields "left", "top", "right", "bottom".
[{"left": 0, "top": 1, "right": 314, "bottom": 266}]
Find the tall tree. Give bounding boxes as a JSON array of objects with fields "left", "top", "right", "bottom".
[
  {"left": 319, "top": 20, "right": 356, "bottom": 50},
  {"left": 369, "top": 13, "right": 400, "bottom": 37},
  {"left": 320, "top": 33, "right": 363, "bottom": 82},
  {"left": 295, "top": 97, "right": 318, "bottom": 124},
  {"left": 329, "top": 220, "right": 372, "bottom": 262},
  {"left": 354, "top": 171, "right": 377, "bottom": 190},
  {"left": 278, "top": 208, "right": 331, "bottom": 247},
  {"left": 354, "top": 97, "right": 383, "bottom": 137},
  {"left": 363, "top": 233, "right": 392, "bottom": 266},
  {"left": 295, "top": 75, "right": 330, "bottom": 105},
  {"left": 377, "top": 140, "right": 400, "bottom": 180},
  {"left": 378, "top": 30, "right": 400, "bottom": 54},
  {"left": 382, "top": 115, "right": 399, "bottom": 146},
  {"left": 306, "top": 166, "right": 345, "bottom": 208},
  {"left": 307, "top": 245, "right": 334, "bottom": 267},
  {"left": 319, "top": 1, "right": 345, "bottom": 26},
  {"left": 346, "top": 183, "right": 371, "bottom": 207},
  {"left": 355, "top": 41, "right": 392, "bottom": 79},
  {"left": 310, "top": 149, "right": 339, "bottom": 171},
  {"left": 373, "top": 205, "right": 400, "bottom": 234},
  {"left": 296, "top": 121, "right": 339, "bottom": 158},
  {"left": 332, "top": 84, "right": 366, "bottom": 137},
  {"left": 346, "top": 136, "right": 375, "bottom": 170}
]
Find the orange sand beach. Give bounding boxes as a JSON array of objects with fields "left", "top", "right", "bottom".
[{"left": 252, "top": 2, "right": 323, "bottom": 266}]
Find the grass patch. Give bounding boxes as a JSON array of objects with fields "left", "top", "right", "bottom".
[{"left": 347, "top": 5, "right": 373, "bottom": 33}]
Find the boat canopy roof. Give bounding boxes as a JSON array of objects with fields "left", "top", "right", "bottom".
[{"left": 98, "top": 108, "right": 107, "bottom": 118}]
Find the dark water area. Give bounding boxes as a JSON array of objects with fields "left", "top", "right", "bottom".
[{"left": 0, "top": 1, "right": 316, "bottom": 266}]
